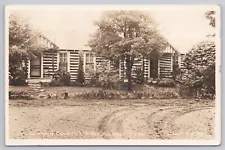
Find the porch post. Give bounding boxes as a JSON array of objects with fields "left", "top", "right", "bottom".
[
  {"left": 94, "top": 55, "right": 96, "bottom": 71},
  {"left": 41, "top": 54, "right": 43, "bottom": 78},
  {"left": 83, "top": 52, "right": 86, "bottom": 73},
  {"left": 57, "top": 51, "right": 59, "bottom": 70},
  {"left": 27, "top": 59, "right": 30, "bottom": 79},
  {"left": 148, "top": 57, "right": 150, "bottom": 79},
  {"left": 119, "top": 58, "right": 121, "bottom": 79},
  {"left": 158, "top": 57, "right": 160, "bottom": 78},
  {"left": 171, "top": 53, "right": 173, "bottom": 72},
  {"left": 67, "top": 50, "right": 70, "bottom": 72},
  {"left": 123, "top": 59, "right": 126, "bottom": 81}
]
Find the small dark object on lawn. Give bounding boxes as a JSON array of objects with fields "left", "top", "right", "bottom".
[{"left": 64, "top": 92, "right": 69, "bottom": 99}]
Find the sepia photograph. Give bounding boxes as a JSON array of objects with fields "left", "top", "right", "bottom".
[{"left": 5, "top": 5, "right": 221, "bottom": 145}]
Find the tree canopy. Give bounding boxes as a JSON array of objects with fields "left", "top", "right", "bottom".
[
  {"left": 88, "top": 10, "right": 167, "bottom": 90},
  {"left": 9, "top": 13, "right": 49, "bottom": 59},
  {"left": 205, "top": 11, "right": 215, "bottom": 28},
  {"left": 9, "top": 13, "right": 49, "bottom": 85}
]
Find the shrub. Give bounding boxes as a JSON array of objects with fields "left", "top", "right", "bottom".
[
  {"left": 9, "top": 68, "right": 27, "bottom": 86},
  {"left": 70, "top": 87, "right": 180, "bottom": 100},
  {"left": 86, "top": 60, "right": 120, "bottom": 89},
  {"left": 177, "top": 40, "right": 215, "bottom": 99},
  {"left": 133, "top": 68, "right": 145, "bottom": 84},
  {"left": 40, "top": 82, "right": 49, "bottom": 87},
  {"left": 60, "top": 71, "right": 71, "bottom": 86},
  {"left": 50, "top": 70, "right": 71, "bottom": 86},
  {"left": 49, "top": 79, "right": 64, "bottom": 86},
  {"left": 155, "top": 78, "right": 176, "bottom": 87},
  {"left": 70, "top": 80, "right": 82, "bottom": 86},
  {"left": 9, "top": 91, "right": 33, "bottom": 100}
]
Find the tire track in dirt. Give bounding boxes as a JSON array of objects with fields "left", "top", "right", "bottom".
[
  {"left": 146, "top": 107, "right": 177, "bottom": 139},
  {"left": 163, "top": 106, "right": 214, "bottom": 139},
  {"left": 98, "top": 105, "right": 172, "bottom": 139},
  {"left": 99, "top": 105, "right": 214, "bottom": 139},
  {"left": 98, "top": 106, "right": 136, "bottom": 139},
  {"left": 120, "top": 107, "right": 170, "bottom": 139},
  {"left": 148, "top": 106, "right": 214, "bottom": 139}
]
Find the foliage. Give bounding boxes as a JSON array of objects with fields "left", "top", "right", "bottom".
[
  {"left": 86, "top": 60, "right": 120, "bottom": 89},
  {"left": 49, "top": 79, "right": 64, "bottom": 87},
  {"left": 50, "top": 70, "right": 71, "bottom": 86},
  {"left": 133, "top": 67, "right": 145, "bottom": 84},
  {"left": 177, "top": 40, "right": 215, "bottom": 99},
  {"left": 9, "top": 67, "right": 28, "bottom": 86},
  {"left": 76, "top": 53, "right": 85, "bottom": 86},
  {"left": 9, "top": 13, "right": 32, "bottom": 47},
  {"left": 88, "top": 11, "right": 167, "bottom": 90},
  {"left": 9, "top": 91, "right": 33, "bottom": 100},
  {"left": 205, "top": 11, "right": 215, "bottom": 28},
  {"left": 70, "top": 80, "right": 83, "bottom": 86},
  {"left": 9, "top": 51, "right": 28, "bottom": 86},
  {"left": 70, "top": 88, "right": 179, "bottom": 100},
  {"left": 9, "top": 13, "right": 49, "bottom": 57},
  {"left": 9, "top": 13, "right": 49, "bottom": 85},
  {"left": 155, "top": 78, "right": 176, "bottom": 87}
]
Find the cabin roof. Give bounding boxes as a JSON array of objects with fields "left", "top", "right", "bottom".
[
  {"left": 32, "top": 32, "right": 184, "bottom": 55},
  {"left": 25, "top": 32, "right": 59, "bottom": 49}
]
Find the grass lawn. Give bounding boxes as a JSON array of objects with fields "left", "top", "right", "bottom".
[
  {"left": 9, "top": 84, "right": 179, "bottom": 95},
  {"left": 9, "top": 85, "right": 102, "bottom": 93}
]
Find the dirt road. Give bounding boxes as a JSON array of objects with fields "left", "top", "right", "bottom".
[{"left": 8, "top": 99, "right": 215, "bottom": 140}]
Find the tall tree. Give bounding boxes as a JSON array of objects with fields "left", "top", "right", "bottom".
[
  {"left": 88, "top": 11, "right": 167, "bottom": 90},
  {"left": 9, "top": 13, "right": 47, "bottom": 85}
]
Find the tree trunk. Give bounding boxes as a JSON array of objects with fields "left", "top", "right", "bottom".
[{"left": 126, "top": 57, "right": 132, "bottom": 91}]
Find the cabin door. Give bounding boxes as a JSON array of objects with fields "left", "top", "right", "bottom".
[
  {"left": 30, "top": 56, "right": 41, "bottom": 78},
  {"left": 150, "top": 51, "right": 159, "bottom": 79}
]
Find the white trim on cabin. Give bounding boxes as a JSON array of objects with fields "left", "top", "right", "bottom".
[
  {"left": 83, "top": 52, "right": 86, "bottom": 73},
  {"left": 27, "top": 60, "right": 30, "bottom": 79},
  {"left": 158, "top": 58, "right": 160, "bottom": 78},
  {"left": 41, "top": 54, "right": 43, "bottom": 78},
  {"left": 57, "top": 51, "right": 59, "bottom": 70},
  {"left": 94, "top": 56, "right": 96, "bottom": 71},
  {"left": 171, "top": 53, "right": 173, "bottom": 72},
  {"left": 119, "top": 59, "right": 121, "bottom": 78},
  {"left": 148, "top": 57, "right": 150, "bottom": 79},
  {"left": 67, "top": 51, "right": 70, "bottom": 72}
]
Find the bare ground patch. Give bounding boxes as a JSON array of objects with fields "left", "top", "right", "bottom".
[{"left": 8, "top": 99, "right": 215, "bottom": 139}]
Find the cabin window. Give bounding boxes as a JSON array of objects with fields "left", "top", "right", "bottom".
[
  {"left": 60, "top": 53, "right": 67, "bottom": 62},
  {"left": 59, "top": 52, "right": 68, "bottom": 71},
  {"left": 85, "top": 53, "right": 94, "bottom": 64},
  {"left": 85, "top": 53, "right": 94, "bottom": 73}
]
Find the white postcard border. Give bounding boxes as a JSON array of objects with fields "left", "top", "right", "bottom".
[{"left": 4, "top": 4, "right": 221, "bottom": 146}]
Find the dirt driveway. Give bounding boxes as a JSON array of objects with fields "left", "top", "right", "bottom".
[{"left": 9, "top": 99, "right": 215, "bottom": 140}]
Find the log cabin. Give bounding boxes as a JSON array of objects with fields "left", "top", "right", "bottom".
[{"left": 24, "top": 33, "right": 185, "bottom": 82}]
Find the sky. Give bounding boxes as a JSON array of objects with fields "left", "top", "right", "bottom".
[{"left": 11, "top": 6, "right": 216, "bottom": 53}]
